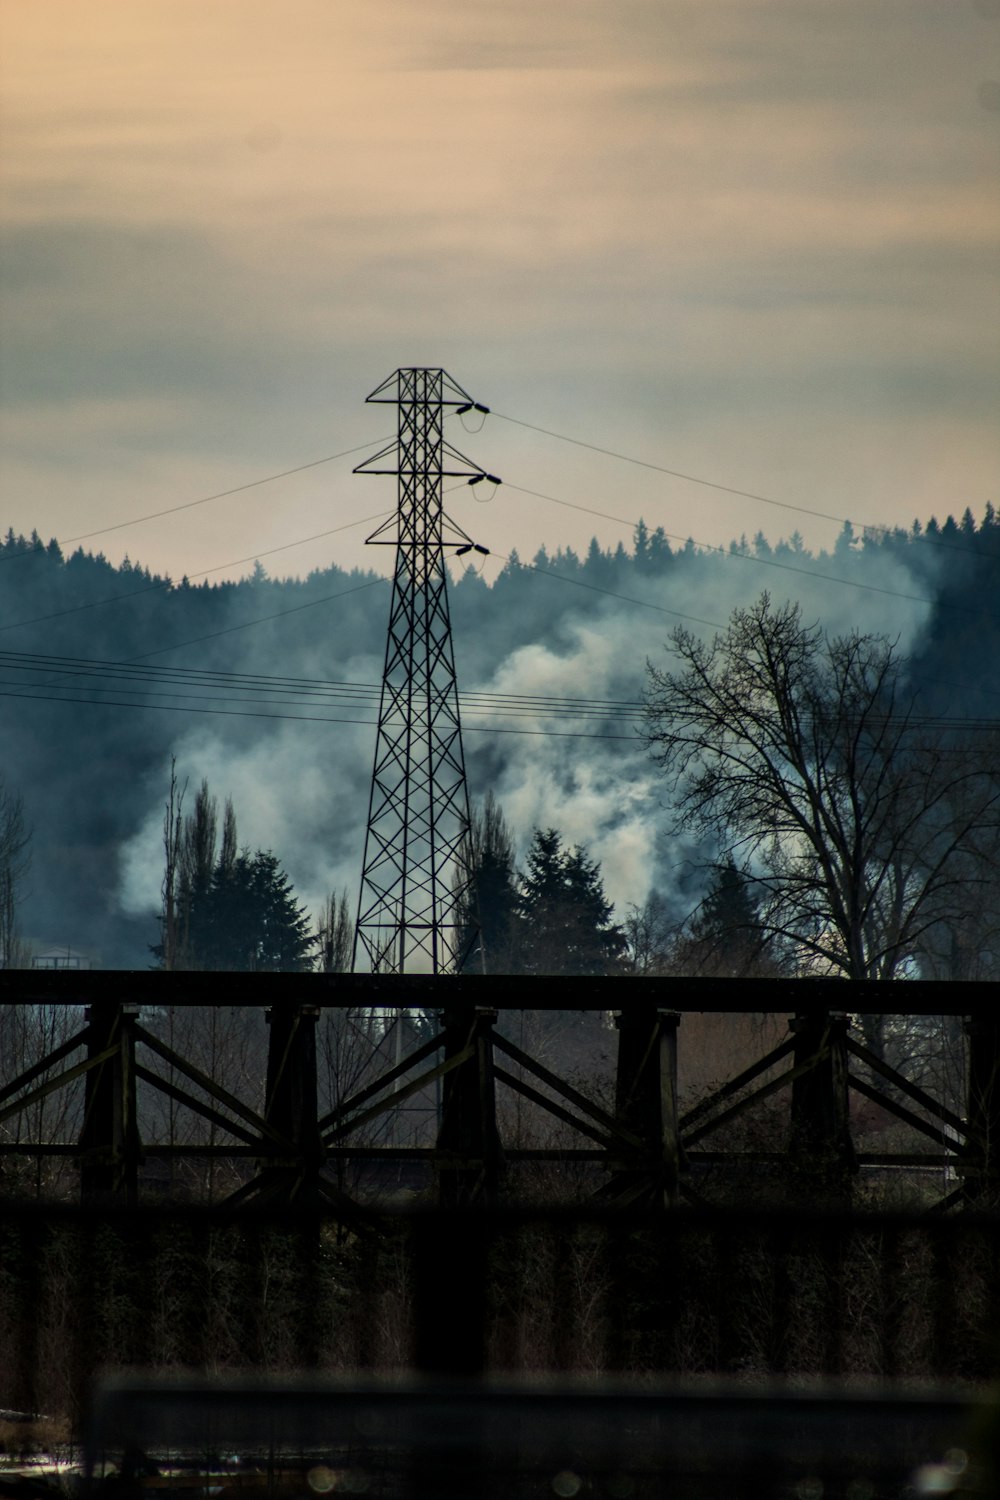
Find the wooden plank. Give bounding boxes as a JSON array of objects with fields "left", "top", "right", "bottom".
[
  {"left": 135, "top": 1024, "right": 290, "bottom": 1148},
  {"left": 317, "top": 1031, "right": 442, "bottom": 1132},
  {"left": 493, "top": 1066, "right": 625, "bottom": 1153},
  {"left": 133, "top": 1064, "right": 281, "bottom": 1153},
  {"left": 322, "top": 1045, "right": 474, "bottom": 1144},
  {"left": 0, "top": 970, "right": 992, "bottom": 1015},
  {"left": 848, "top": 1074, "right": 968, "bottom": 1149},
  {"left": 845, "top": 1035, "right": 966, "bottom": 1137},
  {"left": 681, "top": 1056, "right": 826, "bottom": 1148},
  {"left": 679, "top": 1034, "right": 797, "bottom": 1132},
  {"left": 493, "top": 1031, "right": 644, "bottom": 1149},
  {"left": 0, "top": 1026, "right": 90, "bottom": 1106},
  {"left": 0, "top": 1043, "right": 118, "bottom": 1129}
]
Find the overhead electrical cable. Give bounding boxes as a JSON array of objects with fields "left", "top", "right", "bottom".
[
  {"left": 0, "top": 512, "right": 392, "bottom": 636},
  {"left": 0, "top": 438, "right": 393, "bottom": 562},
  {"left": 492, "top": 552, "right": 726, "bottom": 632},
  {"left": 488, "top": 410, "right": 997, "bottom": 563},
  {"left": 491, "top": 411, "right": 846, "bottom": 526},
  {"left": 0, "top": 648, "right": 644, "bottom": 722},
  {"left": 124, "top": 577, "right": 390, "bottom": 661},
  {"left": 0, "top": 686, "right": 640, "bottom": 742},
  {"left": 500, "top": 482, "right": 998, "bottom": 622},
  {"left": 0, "top": 674, "right": 995, "bottom": 743},
  {"left": 2, "top": 648, "right": 995, "bottom": 728}
]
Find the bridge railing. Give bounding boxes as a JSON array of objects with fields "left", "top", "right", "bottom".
[{"left": 1, "top": 975, "right": 997, "bottom": 1211}]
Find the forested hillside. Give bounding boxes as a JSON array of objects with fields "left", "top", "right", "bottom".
[{"left": 0, "top": 503, "right": 996, "bottom": 968}]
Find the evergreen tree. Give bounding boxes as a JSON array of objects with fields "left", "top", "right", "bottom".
[
  {"left": 158, "top": 771, "right": 312, "bottom": 971},
  {"left": 633, "top": 518, "right": 650, "bottom": 569},
  {"left": 195, "top": 849, "right": 313, "bottom": 971},
  {"left": 683, "top": 859, "right": 782, "bottom": 976},
  {"left": 515, "top": 828, "right": 625, "bottom": 975}
]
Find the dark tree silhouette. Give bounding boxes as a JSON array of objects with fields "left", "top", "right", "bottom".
[
  {"left": 192, "top": 850, "right": 313, "bottom": 972},
  {"left": 515, "top": 828, "right": 625, "bottom": 976},
  {"left": 644, "top": 592, "right": 1000, "bottom": 980},
  {"left": 0, "top": 772, "right": 31, "bottom": 969},
  {"left": 454, "top": 791, "right": 520, "bottom": 973},
  {"left": 315, "top": 887, "right": 353, "bottom": 972},
  {"left": 680, "top": 858, "right": 785, "bottom": 976},
  {"left": 158, "top": 772, "right": 312, "bottom": 971}
]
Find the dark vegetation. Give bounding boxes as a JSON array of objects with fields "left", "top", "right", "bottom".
[
  {"left": 0, "top": 505, "right": 998, "bottom": 967},
  {"left": 0, "top": 510, "right": 998, "bottom": 1445},
  {"left": 157, "top": 775, "right": 312, "bottom": 972},
  {"left": 1, "top": 1205, "right": 998, "bottom": 1429}
]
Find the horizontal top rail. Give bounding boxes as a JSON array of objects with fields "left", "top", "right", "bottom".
[{"left": 0, "top": 971, "right": 993, "bottom": 1014}]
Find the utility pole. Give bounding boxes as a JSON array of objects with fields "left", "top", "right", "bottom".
[{"left": 352, "top": 369, "right": 491, "bottom": 974}]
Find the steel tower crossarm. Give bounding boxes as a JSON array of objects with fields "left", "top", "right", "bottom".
[{"left": 352, "top": 369, "right": 484, "bottom": 975}]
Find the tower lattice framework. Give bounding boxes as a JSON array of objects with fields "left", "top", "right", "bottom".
[{"left": 352, "top": 368, "right": 488, "bottom": 974}]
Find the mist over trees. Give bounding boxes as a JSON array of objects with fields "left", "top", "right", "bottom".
[
  {"left": 0, "top": 504, "right": 997, "bottom": 971},
  {"left": 628, "top": 858, "right": 789, "bottom": 979}
]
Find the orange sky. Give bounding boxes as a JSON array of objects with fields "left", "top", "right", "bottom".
[{"left": 2, "top": 0, "right": 998, "bottom": 586}]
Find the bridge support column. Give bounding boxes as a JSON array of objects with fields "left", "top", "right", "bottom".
[
  {"left": 612, "top": 1005, "right": 682, "bottom": 1207},
  {"left": 789, "top": 1011, "right": 855, "bottom": 1196},
  {"left": 436, "top": 1004, "right": 501, "bottom": 1206},
  {"left": 78, "top": 1000, "right": 141, "bottom": 1205},
  {"left": 965, "top": 1012, "right": 1000, "bottom": 1205},
  {"left": 263, "top": 1004, "right": 322, "bottom": 1203}
]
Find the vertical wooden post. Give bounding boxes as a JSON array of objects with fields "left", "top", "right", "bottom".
[
  {"left": 436, "top": 1004, "right": 501, "bottom": 1206},
  {"left": 965, "top": 1011, "right": 1000, "bottom": 1204},
  {"left": 613, "top": 1005, "right": 682, "bottom": 1207},
  {"left": 789, "top": 1011, "right": 855, "bottom": 1196},
  {"left": 263, "top": 1004, "right": 322, "bottom": 1200},
  {"left": 78, "top": 1000, "right": 141, "bottom": 1205}
]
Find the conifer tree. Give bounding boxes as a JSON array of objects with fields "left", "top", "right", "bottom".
[
  {"left": 515, "top": 828, "right": 625, "bottom": 976},
  {"left": 158, "top": 772, "right": 313, "bottom": 971}
]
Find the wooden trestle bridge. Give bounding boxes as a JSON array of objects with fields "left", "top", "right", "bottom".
[{"left": 0, "top": 973, "right": 996, "bottom": 1212}]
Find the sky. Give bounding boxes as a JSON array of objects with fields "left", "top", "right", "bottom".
[{"left": 2, "top": 0, "right": 998, "bottom": 592}]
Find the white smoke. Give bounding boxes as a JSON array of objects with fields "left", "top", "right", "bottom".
[{"left": 115, "top": 529, "right": 941, "bottom": 951}]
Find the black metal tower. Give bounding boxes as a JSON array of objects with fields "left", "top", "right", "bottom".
[{"left": 352, "top": 368, "right": 488, "bottom": 974}]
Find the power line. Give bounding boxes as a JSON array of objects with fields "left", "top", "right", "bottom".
[
  {"left": 479, "top": 548, "right": 1000, "bottom": 709},
  {"left": 0, "top": 438, "right": 392, "bottom": 563},
  {"left": 495, "top": 552, "right": 727, "bottom": 631},
  {"left": 490, "top": 410, "right": 997, "bottom": 563},
  {"left": 492, "top": 411, "right": 847, "bottom": 526},
  {"left": 0, "top": 685, "right": 641, "bottom": 741},
  {"left": 2, "top": 679, "right": 996, "bottom": 746},
  {"left": 4, "top": 514, "right": 994, "bottom": 717},
  {"left": 500, "top": 482, "right": 998, "bottom": 623},
  {"left": 0, "top": 513, "right": 391, "bottom": 636},
  {"left": 0, "top": 648, "right": 645, "bottom": 721},
  {"left": 126, "top": 578, "right": 390, "bottom": 661},
  {"left": 2, "top": 646, "right": 996, "bottom": 732}
]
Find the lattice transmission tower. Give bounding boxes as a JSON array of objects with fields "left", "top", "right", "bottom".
[{"left": 352, "top": 368, "right": 493, "bottom": 974}]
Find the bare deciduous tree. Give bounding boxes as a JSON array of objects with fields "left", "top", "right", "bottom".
[
  {"left": 315, "top": 888, "right": 353, "bottom": 973},
  {"left": 452, "top": 791, "right": 519, "bottom": 974},
  {"left": 643, "top": 593, "right": 1000, "bottom": 982}
]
